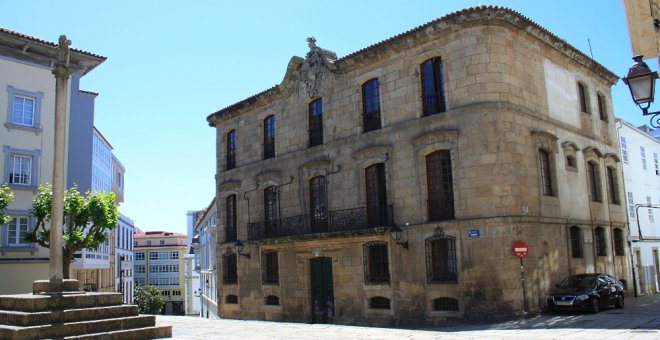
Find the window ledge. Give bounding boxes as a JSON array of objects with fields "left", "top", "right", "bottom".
[
  {"left": 0, "top": 245, "right": 38, "bottom": 255},
  {"left": 5, "top": 184, "right": 38, "bottom": 191},
  {"left": 4, "top": 123, "right": 42, "bottom": 134}
]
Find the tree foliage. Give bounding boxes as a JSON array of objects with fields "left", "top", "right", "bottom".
[
  {"left": 134, "top": 285, "right": 164, "bottom": 314},
  {"left": 25, "top": 185, "right": 120, "bottom": 279},
  {"left": 0, "top": 185, "right": 14, "bottom": 225}
]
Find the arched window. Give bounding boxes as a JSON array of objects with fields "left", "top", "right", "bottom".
[
  {"left": 597, "top": 93, "right": 608, "bottom": 121},
  {"left": 263, "top": 115, "right": 275, "bottom": 159},
  {"left": 613, "top": 228, "right": 625, "bottom": 256},
  {"left": 226, "top": 130, "right": 236, "bottom": 170},
  {"left": 426, "top": 150, "right": 454, "bottom": 221},
  {"left": 362, "top": 79, "right": 381, "bottom": 132},
  {"left": 369, "top": 296, "right": 390, "bottom": 309},
  {"left": 433, "top": 297, "right": 459, "bottom": 311},
  {"left": 420, "top": 57, "right": 446, "bottom": 115},
  {"left": 594, "top": 227, "right": 607, "bottom": 256},
  {"left": 539, "top": 149, "right": 554, "bottom": 196},
  {"left": 577, "top": 82, "right": 589, "bottom": 113},
  {"left": 363, "top": 241, "right": 389, "bottom": 284},
  {"left": 308, "top": 98, "right": 323, "bottom": 147},
  {"left": 426, "top": 235, "right": 457, "bottom": 283},
  {"left": 606, "top": 166, "right": 620, "bottom": 204},
  {"left": 570, "top": 226, "right": 583, "bottom": 258},
  {"left": 310, "top": 176, "right": 328, "bottom": 233}
]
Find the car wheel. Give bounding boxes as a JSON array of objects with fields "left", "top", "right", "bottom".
[
  {"left": 590, "top": 299, "right": 600, "bottom": 313},
  {"left": 615, "top": 296, "right": 624, "bottom": 309}
]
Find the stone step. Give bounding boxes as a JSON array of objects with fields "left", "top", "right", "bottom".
[
  {"left": 0, "top": 315, "right": 157, "bottom": 339},
  {"left": 0, "top": 304, "right": 139, "bottom": 327},
  {"left": 63, "top": 325, "right": 173, "bottom": 340},
  {"left": 0, "top": 292, "right": 123, "bottom": 312}
]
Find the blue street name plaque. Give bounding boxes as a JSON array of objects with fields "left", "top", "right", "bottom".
[{"left": 468, "top": 229, "right": 480, "bottom": 238}]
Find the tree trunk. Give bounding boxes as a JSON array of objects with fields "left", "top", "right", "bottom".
[{"left": 62, "top": 253, "right": 71, "bottom": 280}]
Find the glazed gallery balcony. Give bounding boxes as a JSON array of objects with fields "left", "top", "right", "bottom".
[{"left": 247, "top": 205, "right": 393, "bottom": 241}]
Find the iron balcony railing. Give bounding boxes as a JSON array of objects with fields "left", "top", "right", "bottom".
[{"left": 247, "top": 205, "right": 393, "bottom": 241}]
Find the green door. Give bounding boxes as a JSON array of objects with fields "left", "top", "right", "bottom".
[{"left": 310, "top": 257, "right": 334, "bottom": 323}]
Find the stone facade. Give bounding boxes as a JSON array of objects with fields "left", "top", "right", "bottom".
[{"left": 207, "top": 6, "right": 628, "bottom": 326}]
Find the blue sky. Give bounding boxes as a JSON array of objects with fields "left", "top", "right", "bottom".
[{"left": 1, "top": 1, "right": 649, "bottom": 234}]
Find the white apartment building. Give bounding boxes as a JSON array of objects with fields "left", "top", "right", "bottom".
[
  {"left": 617, "top": 119, "right": 660, "bottom": 295},
  {"left": 116, "top": 214, "right": 135, "bottom": 303},
  {"left": 0, "top": 28, "right": 105, "bottom": 294},
  {"left": 190, "top": 200, "right": 217, "bottom": 318}
]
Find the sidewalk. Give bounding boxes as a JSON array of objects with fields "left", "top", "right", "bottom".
[{"left": 156, "top": 293, "right": 660, "bottom": 339}]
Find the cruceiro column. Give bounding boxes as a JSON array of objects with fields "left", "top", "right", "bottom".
[{"left": 49, "top": 35, "right": 72, "bottom": 285}]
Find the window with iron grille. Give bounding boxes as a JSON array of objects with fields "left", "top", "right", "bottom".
[
  {"left": 426, "top": 236, "right": 457, "bottom": 283},
  {"left": 263, "top": 115, "right": 275, "bottom": 159},
  {"left": 265, "top": 295, "right": 280, "bottom": 306},
  {"left": 226, "top": 130, "right": 236, "bottom": 170},
  {"left": 433, "top": 297, "right": 459, "bottom": 311},
  {"left": 362, "top": 79, "right": 381, "bottom": 132},
  {"left": 365, "top": 164, "right": 388, "bottom": 227},
  {"left": 578, "top": 82, "right": 588, "bottom": 113},
  {"left": 264, "top": 186, "right": 278, "bottom": 237},
  {"left": 570, "top": 226, "right": 583, "bottom": 258},
  {"left": 420, "top": 58, "right": 446, "bottom": 116},
  {"left": 363, "top": 242, "right": 390, "bottom": 284},
  {"left": 309, "top": 176, "right": 328, "bottom": 233},
  {"left": 628, "top": 192, "right": 635, "bottom": 218},
  {"left": 594, "top": 227, "right": 607, "bottom": 256},
  {"left": 308, "top": 98, "right": 323, "bottom": 147},
  {"left": 587, "top": 161, "right": 601, "bottom": 202},
  {"left": 223, "top": 253, "right": 238, "bottom": 284},
  {"left": 606, "top": 167, "right": 620, "bottom": 205},
  {"left": 539, "top": 149, "right": 554, "bottom": 196},
  {"left": 597, "top": 93, "right": 607, "bottom": 121},
  {"left": 613, "top": 228, "right": 624, "bottom": 256},
  {"left": 225, "top": 295, "right": 238, "bottom": 304},
  {"left": 225, "top": 195, "right": 237, "bottom": 242},
  {"left": 261, "top": 250, "right": 279, "bottom": 285},
  {"left": 369, "top": 296, "right": 390, "bottom": 309},
  {"left": 426, "top": 150, "right": 455, "bottom": 221}
]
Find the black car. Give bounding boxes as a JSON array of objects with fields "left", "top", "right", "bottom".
[{"left": 546, "top": 273, "right": 625, "bottom": 313}]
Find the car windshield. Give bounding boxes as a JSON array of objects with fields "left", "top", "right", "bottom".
[{"left": 558, "top": 275, "right": 596, "bottom": 288}]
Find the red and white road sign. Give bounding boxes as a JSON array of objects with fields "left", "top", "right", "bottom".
[{"left": 512, "top": 241, "right": 529, "bottom": 258}]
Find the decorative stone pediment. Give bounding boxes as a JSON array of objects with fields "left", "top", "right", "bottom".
[
  {"left": 582, "top": 146, "right": 603, "bottom": 159},
  {"left": 604, "top": 152, "right": 620, "bottom": 163},
  {"left": 531, "top": 130, "right": 559, "bottom": 153},
  {"left": 219, "top": 179, "right": 241, "bottom": 193},
  {"left": 255, "top": 169, "right": 283, "bottom": 184},
  {"left": 300, "top": 37, "right": 338, "bottom": 98},
  {"left": 412, "top": 130, "right": 459, "bottom": 150},
  {"left": 352, "top": 145, "right": 392, "bottom": 166}
]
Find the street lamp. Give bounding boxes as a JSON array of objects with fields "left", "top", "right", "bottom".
[
  {"left": 622, "top": 55, "right": 660, "bottom": 127},
  {"left": 390, "top": 223, "right": 409, "bottom": 249},
  {"left": 234, "top": 240, "right": 251, "bottom": 259}
]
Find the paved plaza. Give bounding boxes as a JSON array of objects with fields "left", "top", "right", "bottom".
[{"left": 156, "top": 293, "right": 660, "bottom": 339}]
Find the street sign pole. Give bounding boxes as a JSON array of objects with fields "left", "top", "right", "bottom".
[{"left": 512, "top": 240, "right": 529, "bottom": 314}]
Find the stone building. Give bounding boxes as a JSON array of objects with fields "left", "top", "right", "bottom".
[{"left": 207, "top": 6, "right": 628, "bottom": 325}]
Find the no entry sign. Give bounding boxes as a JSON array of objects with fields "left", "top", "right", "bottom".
[{"left": 512, "top": 241, "right": 529, "bottom": 258}]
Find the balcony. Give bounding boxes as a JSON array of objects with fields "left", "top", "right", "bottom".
[{"left": 247, "top": 205, "right": 393, "bottom": 241}]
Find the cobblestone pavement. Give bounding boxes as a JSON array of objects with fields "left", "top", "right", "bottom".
[{"left": 156, "top": 293, "right": 660, "bottom": 339}]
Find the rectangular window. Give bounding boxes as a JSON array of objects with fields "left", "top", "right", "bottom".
[
  {"left": 641, "top": 146, "right": 647, "bottom": 170},
  {"left": 597, "top": 93, "right": 607, "bottom": 121},
  {"left": 226, "top": 195, "right": 237, "bottom": 242},
  {"left": 309, "top": 176, "right": 328, "bottom": 233},
  {"left": 539, "top": 149, "right": 554, "bottom": 196},
  {"left": 262, "top": 251, "right": 279, "bottom": 285},
  {"left": 9, "top": 155, "right": 32, "bottom": 185},
  {"left": 12, "top": 95, "right": 35, "bottom": 126},
  {"left": 620, "top": 137, "right": 628, "bottom": 163},
  {"left": 223, "top": 253, "right": 238, "bottom": 284},
  {"left": 587, "top": 162, "right": 601, "bottom": 202},
  {"left": 362, "top": 79, "right": 381, "bottom": 132},
  {"left": 594, "top": 227, "right": 607, "bottom": 256},
  {"left": 648, "top": 197, "right": 654, "bottom": 223},
  {"left": 570, "top": 226, "right": 583, "bottom": 258},
  {"left": 606, "top": 167, "right": 620, "bottom": 205},
  {"left": 226, "top": 130, "right": 236, "bottom": 170},
  {"left": 426, "top": 236, "right": 458, "bottom": 283},
  {"left": 655, "top": 153, "right": 659, "bottom": 176},
  {"left": 263, "top": 115, "right": 275, "bottom": 159},
  {"left": 364, "top": 242, "right": 390, "bottom": 284},
  {"left": 264, "top": 186, "right": 278, "bottom": 238},
  {"left": 426, "top": 150, "right": 455, "bottom": 221},
  {"left": 420, "top": 58, "right": 446, "bottom": 116},
  {"left": 6, "top": 216, "right": 29, "bottom": 246},
  {"left": 578, "top": 82, "right": 588, "bottom": 113},
  {"left": 628, "top": 192, "right": 636, "bottom": 218},
  {"left": 135, "top": 252, "right": 145, "bottom": 261},
  {"left": 149, "top": 252, "right": 158, "bottom": 260},
  {"left": 365, "top": 164, "right": 388, "bottom": 227},
  {"left": 308, "top": 99, "right": 323, "bottom": 147}
]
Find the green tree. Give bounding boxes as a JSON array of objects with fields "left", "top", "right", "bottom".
[
  {"left": 26, "top": 185, "right": 120, "bottom": 279},
  {"left": 134, "top": 285, "right": 164, "bottom": 314},
  {"left": 0, "top": 185, "right": 14, "bottom": 225}
]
